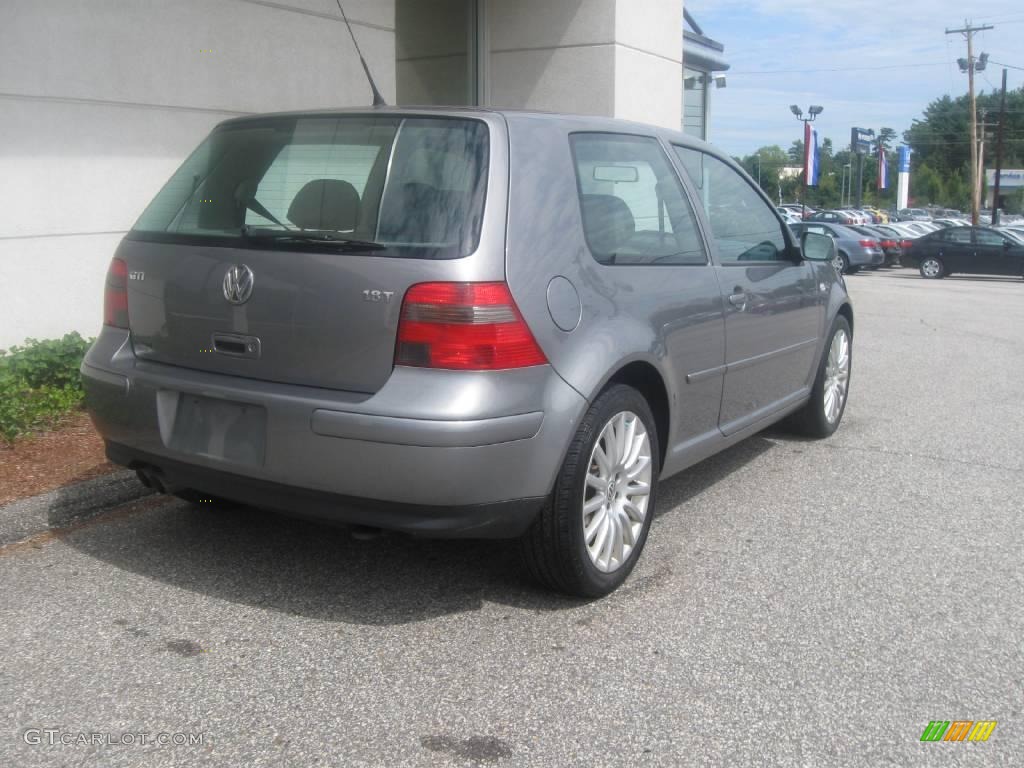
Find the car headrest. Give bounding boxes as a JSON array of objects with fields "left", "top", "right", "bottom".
[
  {"left": 580, "top": 194, "right": 635, "bottom": 259},
  {"left": 287, "top": 179, "right": 361, "bottom": 231}
]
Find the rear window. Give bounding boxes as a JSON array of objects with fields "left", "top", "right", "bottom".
[{"left": 131, "top": 116, "right": 489, "bottom": 259}]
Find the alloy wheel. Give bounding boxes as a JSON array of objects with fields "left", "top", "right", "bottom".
[
  {"left": 582, "top": 411, "right": 653, "bottom": 573},
  {"left": 921, "top": 258, "right": 941, "bottom": 278},
  {"left": 823, "top": 329, "right": 850, "bottom": 424}
]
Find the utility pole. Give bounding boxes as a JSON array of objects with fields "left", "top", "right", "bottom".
[
  {"left": 947, "top": 21, "right": 993, "bottom": 225},
  {"left": 992, "top": 68, "right": 1008, "bottom": 225}
]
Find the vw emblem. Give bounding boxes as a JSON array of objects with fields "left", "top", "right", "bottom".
[{"left": 222, "top": 264, "right": 254, "bottom": 305}]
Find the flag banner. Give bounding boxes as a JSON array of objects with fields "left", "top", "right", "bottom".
[
  {"left": 878, "top": 146, "right": 889, "bottom": 190},
  {"left": 804, "top": 123, "right": 820, "bottom": 187},
  {"left": 898, "top": 146, "right": 911, "bottom": 173}
]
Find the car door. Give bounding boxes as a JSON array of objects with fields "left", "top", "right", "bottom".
[
  {"left": 934, "top": 228, "right": 972, "bottom": 272},
  {"left": 673, "top": 146, "right": 823, "bottom": 435},
  {"left": 552, "top": 132, "right": 726, "bottom": 459},
  {"left": 972, "top": 229, "right": 1019, "bottom": 275}
]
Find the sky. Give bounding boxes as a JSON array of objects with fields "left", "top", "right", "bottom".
[{"left": 695, "top": 2, "right": 1023, "bottom": 158}]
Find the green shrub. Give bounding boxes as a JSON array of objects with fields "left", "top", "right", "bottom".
[{"left": 0, "top": 333, "right": 93, "bottom": 442}]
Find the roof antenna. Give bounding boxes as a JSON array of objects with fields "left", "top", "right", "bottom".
[{"left": 335, "top": 0, "right": 387, "bottom": 107}]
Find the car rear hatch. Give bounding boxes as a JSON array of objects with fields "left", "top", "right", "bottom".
[{"left": 121, "top": 113, "right": 498, "bottom": 394}]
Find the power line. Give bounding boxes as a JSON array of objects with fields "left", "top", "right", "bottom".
[
  {"left": 990, "top": 59, "right": 1024, "bottom": 71},
  {"left": 729, "top": 62, "right": 947, "bottom": 75}
]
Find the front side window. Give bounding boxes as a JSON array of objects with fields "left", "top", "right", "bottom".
[
  {"left": 674, "top": 146, "right": 788, "bottom": 264},
  {"left": 132, "top": 116, "right": 489, "bottom": 259},
  {"left": 569, "top": 133, "right": 706, "bottom": 266},
  {"left": 974, "top": 229, "right": 1006, "bottom": 246}
]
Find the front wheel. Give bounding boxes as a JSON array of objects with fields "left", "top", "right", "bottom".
[
  {"left": 519, "top": 385, "right": 660, "bottom": 598},
  {"left": 919, "top": 257, "right": 944, "bottom": 279},
  {"left": 785, "top": 316, "right": 852, "bottom": 438}
]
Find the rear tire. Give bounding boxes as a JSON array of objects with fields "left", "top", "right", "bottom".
[
  {"left": 785, "top": 316, "right": 852, "bottom": 439},
  {"left": 519, "top": 384, "right": 660, "bottom": 598},
  {"left": 919, "top": 257, "right": 944, "bottom": 279}
]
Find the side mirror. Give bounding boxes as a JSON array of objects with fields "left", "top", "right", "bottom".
[
  {"left": 801, "top": 231, "right": 836, "bottom": 262},
  {"left": 1005, "top": 240, "right": 1013, "bottom": 250}
]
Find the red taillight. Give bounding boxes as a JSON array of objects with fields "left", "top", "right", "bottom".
[
  {"left": 395, "top": 282, "right": 548, "bottom": 371},
  {"left": 880, "top": 239, "right": 896, "bottom": 248},
  {"left": 103, "top": 257, "right": 129, "bottom": 328},
  {"left": 901, "top": 239, "right": 913, "bottom": 249},
  {"left": 858, "top": 239, "right": 878, "bottom": 248}
]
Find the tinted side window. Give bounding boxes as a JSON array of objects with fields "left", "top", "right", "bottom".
[
  {"left": 945, "top": 228, "right": 972, "bottom": 244},
  {"left": 674, "top": 146, "right": 788, "bottom": 263},
  {"left": 974, "top": 229, "right": 1005, "bottom": 246},
  {"left": 569, "top": 134, "right": 706, "bottom": 266}
]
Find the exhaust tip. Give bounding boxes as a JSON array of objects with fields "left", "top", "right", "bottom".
[{"left": 135, "top": 467, "right": 167, "bottom": 494}]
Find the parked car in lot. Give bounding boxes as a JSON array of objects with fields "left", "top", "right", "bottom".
[
  {"left": 80, "top": 107, "right": 853, "bottom": 597},
  {"left": 781, "top": 203, "right": 815, "bottom": 220},
  {"left": 777, "top": 207, "right": 803, "bottom": 225},
  {"left": 898, "top": 208, "right": 932, "bottom": 221},
  {"left": 791, "top": 222, "right": 885, "bottom": 273},
  {"left": 808, "top": 210, "right": 860, "bottom": 226},
  {"left": 850, "top": 225, "right": 903, "bottom": 266},
  {"left": 862, "top": 207, "right": 889, "bottom": 223},
  {"left": 870, "top": 225, "right": 915, "bottom": 264},
  {"left": 906, "top": 226, "right": 1024, "bottom": 279}
]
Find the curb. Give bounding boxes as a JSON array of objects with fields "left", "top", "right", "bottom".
[{"left": 0, "top": 470, "right": 155, "bottom": 547}]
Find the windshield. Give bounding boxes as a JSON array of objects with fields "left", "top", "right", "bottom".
[{"left": 131, "top": 115, "right": 489, "bottom": 259}]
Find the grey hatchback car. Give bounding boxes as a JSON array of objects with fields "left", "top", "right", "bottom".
[{"left": 83, "top": 108, "right": 853, "bottom": 597}]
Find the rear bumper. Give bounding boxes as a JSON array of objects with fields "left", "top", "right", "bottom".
[
  {"left": 82, "top": 329, "right": 586, "bottom": 538},
  {"left": 849, "top": 248, "right": 885, "bottom": 267},
  {"left": 106, "top": 443, "right": 544, "bottom": 538}
]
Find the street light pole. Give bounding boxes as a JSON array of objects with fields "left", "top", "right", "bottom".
[{"left": 790, "top": 104, "right": 823, "bottom": 220}]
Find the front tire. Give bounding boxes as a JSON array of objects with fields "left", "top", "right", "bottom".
[
  {"left": 785, "top": 316, "right": 852, "bottom": 438},
  {"left": 919, "top": 257, "right": 944, "bottom": 279},
  {"left": 519, "top": 384, "right": 660, "bottom": 598}
]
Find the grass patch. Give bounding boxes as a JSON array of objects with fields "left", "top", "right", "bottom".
[{"left": 0, "top": 333, "right": 93, "bottom": 443}]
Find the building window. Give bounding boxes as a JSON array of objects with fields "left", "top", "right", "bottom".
[{"left": 683, "top": 68, "right": 707, "bottom": 140}]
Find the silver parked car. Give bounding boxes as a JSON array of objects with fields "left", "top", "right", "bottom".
[
  {"left": 790, "top": 222, "right": 885, "bottom": 273},
  {"left": 82, "top": 108, "right": 853, "bottom": 597}
]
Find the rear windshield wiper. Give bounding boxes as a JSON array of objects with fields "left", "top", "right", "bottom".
[{"left": 240, "top": 226, "right": 386, "bottom": 251}]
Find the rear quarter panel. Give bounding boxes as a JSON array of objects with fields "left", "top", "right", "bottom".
[{"left": 502, "top": 115, "right": 727, "bottom": 456}]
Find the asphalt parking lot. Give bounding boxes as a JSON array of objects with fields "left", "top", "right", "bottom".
[{"left": 1, "top": 270, "right": 1022, "bottom": 767}]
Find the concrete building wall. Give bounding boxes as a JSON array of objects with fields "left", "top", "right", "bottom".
[
  {"left": 487, "top": 0, "right": 682, "bottom": 129},
  {"left": 0, "top": 0, "right": 396, "bottom": 348},
  {"left": 396, "top": 0, "right": 472, "bottom": 105}
]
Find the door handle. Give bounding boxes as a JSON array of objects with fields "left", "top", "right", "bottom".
[{"left": 728, "top": 292, "right": 747, "bottom": 309}]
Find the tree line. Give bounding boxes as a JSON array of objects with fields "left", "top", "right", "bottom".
[{"left": 734, "top": 84, "right": 1024, "bottom": 213}]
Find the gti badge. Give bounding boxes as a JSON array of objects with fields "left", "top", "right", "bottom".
[{"left": 223, "top": 264, "right": 254, "bottom": 305}]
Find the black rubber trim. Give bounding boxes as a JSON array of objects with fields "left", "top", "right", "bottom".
[{"left": 106, "top": 443, "right": 543, "bottom": 539}]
